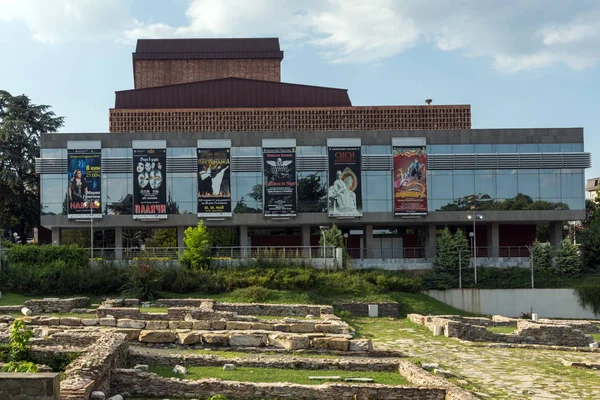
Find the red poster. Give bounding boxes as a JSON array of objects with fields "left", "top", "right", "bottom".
[{"left": 393, "top": 147, "right": 427, "bottom": 215}]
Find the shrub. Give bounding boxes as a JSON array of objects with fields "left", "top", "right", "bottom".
[
  {"left": 555, "top": 239, "right": 582, "bottom": 275},
  {"left": 433, "top": 227, "right": 458, "bottom": 273},
  {"left": 532, "top": 241, "right": 553, "bottom": 271},
  {"left": 1, "top": 361, "right": 38, "bottom": 373},
  {"left": 9, "top": 320, "right": 33, "bottom": 362},
  {"left": 229, "top": 286, "right": 273, "bottom": 303},
  {"left": 121, "top": 261, "right": 162, "bottom": 301},
  {"left": 180, "top": 221, "right": 211, "bottom": 269}
]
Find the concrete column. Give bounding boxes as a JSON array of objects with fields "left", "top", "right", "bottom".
[
  {"left": 177, "top": 226, "right": 186, "bottom": 253},
  {"left": 301, "top": 225, "right": 311, "bottom": 258},
  {"left": 488, "top": 223, "right": 500, "bottom": 258},
  {"left": 549, "top": 222, "right": 563, "bottom": 251},
  {"left": 114, "top": 227, "right": 123, "bottom": 260},
  {"left": 51, "top": 227, "right": 60, "bottom": 246},
  {"left": 239, "top": 225, "right": 249, "bottom": 257},
  {"left": 425, "top": 223, "right": 437, "bottom": 259},
  {"left": 364, "top": 224, "right": 373, "bottom": 259}
]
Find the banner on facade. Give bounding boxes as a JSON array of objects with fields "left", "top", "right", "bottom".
[
  {"left": 133, "top": 148, "right": 167, "bottom": 219},
  {"left": 263, "top": 147, "right": 297, "bottom": 217},
  {"left": 197, "top": 148, "right": 232, "bottom": 217},
  {"left": 327, "top": 146, "right": 362, "bottom": 217},
  {"left": 67, "top": 149, "right": 102, "bottom": 219},
  {"left": 393, "top": 146, "right": 427, "bottom": 215}
]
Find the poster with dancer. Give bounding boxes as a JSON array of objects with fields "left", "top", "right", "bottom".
[
  {"left": 327, "top": 146, "right": 362, "bottom": 217},
  {"left": 393, "top": 146, "right": 427, "bottom": 215},
  {"left": 263, "top": 147, "right": 297, "bottom": 217},
  {"left": 133, "top": 148, "right": 167, "bottom": 219},
  {"left": 67, "top": 149, "right": 101, "bottom": 218},
  {"left": 197, "top": 148, "right": 232, "bottom": 217}
]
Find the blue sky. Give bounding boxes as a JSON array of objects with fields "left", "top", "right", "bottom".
[{"left": 1, "top": 0, "right": 599, "bottom": 179}]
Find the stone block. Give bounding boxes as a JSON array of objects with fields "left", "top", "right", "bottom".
[
  {"left": 315, "top": 323, "right": 342, "bottom": 334},
  {"left": 169, "top": 321, "right": 193, "bottom": 329},
  {"left": 202, "top": 333, "right": 229, "bottom": 346},
  {"left": 223, "top": 363, "right": 236, "bottom": 370},
  {"left": 139, "top": 330, "right": 177, "bottom": 343},
  {"left": 81, "top": 318, "right": 99, "bottom": 326},
  {"left": 226, "top": 321, "right": 253, "bottom": 330},
  {"left": 134, "top": 364, "right": 148, "bottom": 371},
  {"left": 328, "top": 338, "right": 350, "bottom": 351},
  {"left": 268, "top": 334, "right": 310, "bottom": 350},
  {"left": 311, "top": 337, "right": 329, "bottom": 349},
  {"left": 178, "top": 332, "right": 202, "bottom": 345},
  {"left": 229, "top": 333, "right": 266, "bottom": 347},
  {"left": 210, "top": 320, "right": 226, "bottom": 330},
  {"left": 349, "top": 339, "right": 373, "bottom": 352},
  {"left": 117, "top": 319, "right": 146, "bottom": 329},
  {"left": 173, "top": 365, "right": 187, "bottom": 375},
  {"left": 289, "top": 322, "right": 315, "bottom": 333},
  {"left": 192, "top": 320, "right": 211, "bottom": 330},
  {"left": 115, "top": 328, "right": 142, "bottom": 341},
  {"left": 273, "top": 324, "right": 290, "bottom": 332},
  {"left": 99, "top": 318, "right": 116, "bottom": 327},
  {"left": 251, "top": 322, "right": 273, "bottom": 331},
  {"left": 145, "top": 320, "right": 169, "bottom": 330},
  {"left": 60, "top": 317, "right": 81, "bottom": 326},
  {"left": 91, "top": 391, "right": 106, "bottom": 400}
]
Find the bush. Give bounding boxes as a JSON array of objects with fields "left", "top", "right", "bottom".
[
  {"left": 575, "top": 284, "right": 600, "bottom": 316},
  {"left": 532, "top": 241, "right": 553, "bottom": 271},
  {"left": 1, "top": 361, "right": 38, "bottom": 373},
  {"left": 180, "top": 221, "right": 211, "bottom": 269},
  {"left": 229, "top": 286, "right": 273, "bottom": 303},
  {"left": 121, "top": 261, "right": 161, "bottom": 301},
  {"left": 555, "top": 239, "right": 582, "bottom": 275}
]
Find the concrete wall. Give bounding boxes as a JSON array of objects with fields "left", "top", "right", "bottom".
[{"left": 425, "top": 288, "right": 599, "bottom": 319}]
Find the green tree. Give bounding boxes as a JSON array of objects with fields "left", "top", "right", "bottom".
[
  {"left": 145, "top": 228, "right": 177, "bottom": 248},
  {"left": 578, "top": 197, "right": 600, "bottom": 271},
  {"left": 554, "top": 239, "right": 582, "bottom": 275},
  {"left": 179, "top": 221, "right": 211, "bottom": 269},
  {"left": 433, "top": 227, "right": 458, "bottom": 273},
  {"left": 531, "top": 241, "right": 553, "bottom": 271},
  {"left": 454, "top": 229, "right": 471, "bottom": 274},
  {"left": 318, "top": 225, "right": 344, "bottom": 249},
  {"left": 0, "top": 91, "right": 64, "bottom": 243}
]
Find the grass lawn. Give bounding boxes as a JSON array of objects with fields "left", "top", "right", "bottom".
[
  {"left": 149, "top": 365, "right": 409, "bottom": 386},
  {"left": 0, "top": 293, "right": 107, "bottom": 308},
  {"left": 486, "top": 326, "right": 517, "bottom": 334},
  {"left": 592, "top": 333, "right": 600, "bottom": 342}
]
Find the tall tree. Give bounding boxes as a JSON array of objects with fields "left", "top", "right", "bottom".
[{"left": 0, "top": 91, "right": 64, "bottom": 243}]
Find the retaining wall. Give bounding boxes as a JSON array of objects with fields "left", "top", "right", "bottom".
[
  {"left": 333, "top": 302, "right": 399, "bottom": 318},
  {"left": 214, "top": 302, "right": 333, "bottom": 316},
  {"left": 0, "top": 373, "right": 60, "bottom": 400},
  {"left": 23, "top": 297, "right": 89, "bottom": 313}
]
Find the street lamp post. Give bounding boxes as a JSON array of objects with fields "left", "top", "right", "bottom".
[
  {"left": 84, "top": 200, "right": 100, "bottom": 260},
  {"left": 467, "top": 213, "right": 483, "bottom": 284},
  {"left": 319, "top": 226, "right": 328, "bottom": 270},
  {"left": 526, "top": 244, "right": 535, "bottom": 289},
  {"left": 456, "top": 245, "right": 464, "bottom": 289}
]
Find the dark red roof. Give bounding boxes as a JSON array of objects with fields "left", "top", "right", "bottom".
[
  {"left": 114, "top": 78, "right": 351, "bottom": 109},
  {"left": 133, "top": 38, "right": 283, "bottom": 60}
]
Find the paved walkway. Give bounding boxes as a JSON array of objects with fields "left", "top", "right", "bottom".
[{"left": 374, "top": 324, "right": 600, "bottom": 399}]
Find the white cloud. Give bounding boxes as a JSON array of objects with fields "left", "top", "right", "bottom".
[
  {"left": 3, "top": 0, "right": 600, "bottom": 72},
  {"left": 0, "top": 0, "right": 131, "bottom": 44}
]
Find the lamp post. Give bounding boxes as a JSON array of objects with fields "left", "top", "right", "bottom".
[
  {"left": 526, "top": 244, "right": 535, "bottom": 289},
  {"left": 84, "top": 200, "right": 100, "bottom": 260},
  {"left": 456, "top": 245, "right": 465, "bottom": 289},
  {"left": 319, "top": 226, "right": 328, "bottom": 270},
  {"left": 467, "top": 213, "right": 483, "bottom": 284}
]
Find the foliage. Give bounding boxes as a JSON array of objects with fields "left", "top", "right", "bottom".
[
  {"left": 554, "top": 239, "right": 582, "bottom": 275},
  {"left": 208, "top": 396, "right": 229, "bottom": 400},
  {"left": 318, "top": 225, "right": 344, "bottom": 249},
  {"left": 440, "top": 193, "right": 568, "bottom": 212},
  {"left": 207, "top": 227, "right": 238, "bottom": 247},
  {"left": 30, "top": 352, "right": 79, "bottom": 372},
  {"left": 0, "top": 91, "right": 64, "bottom": 243},
  {"left": 121, "top": 261, "right": 161, "bottom": 301},
  {"left": 228, "top": 286, "right": 272, "bottom": 302},
  {"left": 433, "top": 227, "right": 458, "bottom": 273},
  {"left": 1, "top": 361, "right": 38, "bottom": 373},
  {"left": 574, "top": 284, "right": 600, "bottom": 316},
  {"left": 179, "top": 220, "right": 211, "bottom": 269},
  {"left": 454, "top": 229, "right": 471, "bottom": 273},
  {"left": 532, "top": 241, "right": 553, "bottom": 271},
  {"left": 298, "top": 173, "right": 327, "bottom": 212},
  {"left": 578, "top": 199, "right": 600, "bottom": 271},
  {"left": 145, "top": 228, "right": 177, "bottom": 248},
  {"left": 9, "top": 319, "right": 33, "bottom": 361}
]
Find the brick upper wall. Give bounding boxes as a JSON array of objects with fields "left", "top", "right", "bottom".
[
  {"left": 109, "top": 105, "right": 471, "bottom": 132},
  {"left": 134, "top": 59, "right": 281, "bottom": 88}
]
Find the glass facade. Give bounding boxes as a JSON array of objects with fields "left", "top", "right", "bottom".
[{"left": 40, "top": 143, "right": 587, "bottom": 215}]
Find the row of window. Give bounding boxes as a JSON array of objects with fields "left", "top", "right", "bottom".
[
  {"left": 41, "top": 168, "right": 585, "bottom": 216},
  {"left": 40, "top": 142, "right": 584, "bottom": 160}
]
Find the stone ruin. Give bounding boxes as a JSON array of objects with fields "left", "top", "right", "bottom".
[
  {"left": 408, "top": 314, "right": 598, "bottom": 348},
  {"left": 0, "top": 297, "right": 478, "bottom": 400}
]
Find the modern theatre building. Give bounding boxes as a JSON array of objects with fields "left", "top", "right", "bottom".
[{"left": 38, "top": 38, "right": 590, "bottom": 266}]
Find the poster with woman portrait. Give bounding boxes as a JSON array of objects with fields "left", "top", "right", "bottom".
[
  {"left": 327, "top": 146, "right": 362, "bottom": 217},
  {"left": 133, "top": 148, "right": 167, "bottom": 219},
  {"left": 393, "top": 146, "right": 428, "bottom": 215},
  {"left": 197, "top": 148, "right": 232, "bottom": 217},
  {"left": 67, "top": 149, "right": 101, "bottom": 218}
]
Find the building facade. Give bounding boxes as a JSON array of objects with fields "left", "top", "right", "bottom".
[{"left": 38, "top": 38, "right": 590, "bottom": 266}]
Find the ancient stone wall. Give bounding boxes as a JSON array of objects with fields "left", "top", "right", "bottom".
[
  {"left": 333, "top": 302, "right": 400, "bottom": 318},
  {"left": 101, "top": 299, "right": 140, "bottom": 308},
  {"left": 214, "top": 302, "right": 333, "bottom": 316},
  {"left": 0, "top": 372, "right": 60, "bottom": 400},
  {"left": 397, "top": 361, "right": 478, "bottom": 400},
  {"left": 155, "top": 299, "right": 212, "bottom": 308},
  {"left": 516, "top": 321, "right": 593, "bottom": 347},
  {"left": 23, "top": 297, "right": 88, "bottom": 313},
  {"left": 110, "top": 368, "right": 446, "bottom": 400},
  {"left": 60, "top": 332, "right": 128, "bottom": 400}
]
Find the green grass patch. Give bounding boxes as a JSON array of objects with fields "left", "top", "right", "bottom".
[
  {"left": 486, "top": 326, "right": 517, "bottom": 334},
  {"left": 149, "top": 365, "right": 409, "bottom": 385},
  {"left": 0, "top": 292, "right": 35, "bottom": 306},
  {"left": 591, "top": 333, "right": 600, "bottom": 342},
  {"left": 140, "top": 307, "right": 168, "bottom": 314}
]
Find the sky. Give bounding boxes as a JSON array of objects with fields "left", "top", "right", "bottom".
[{"left": 1, "top": 0, "right": 599, "bottom": 178}]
